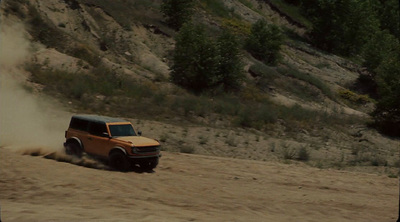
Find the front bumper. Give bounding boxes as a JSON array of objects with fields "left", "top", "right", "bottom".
[{"left": 127, "top": 153, "right": 162, "bottom": 159}]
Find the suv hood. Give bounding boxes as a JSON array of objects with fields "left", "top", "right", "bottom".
[{"left": 116, "top": 136, "right": 160, "bottom": 147}]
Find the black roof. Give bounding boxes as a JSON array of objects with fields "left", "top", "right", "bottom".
[{"left": 72, "top": 115, "right": 128, "bottom": 124}]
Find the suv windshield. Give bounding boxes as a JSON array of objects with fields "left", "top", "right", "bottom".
[{"left": 109, "top": 124, "right": 136, "bottom": 137}]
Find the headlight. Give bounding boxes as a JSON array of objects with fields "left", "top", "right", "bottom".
[{"left": 131, "top": 147, "right": 137, "bottom": 153}]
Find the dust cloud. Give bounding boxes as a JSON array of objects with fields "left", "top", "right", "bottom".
[
  {"left": 0, "top": 15, "right": 110, "bottom": 170},
  {"left": 0, "top": 15, "right": 68, "bottom": 152}
]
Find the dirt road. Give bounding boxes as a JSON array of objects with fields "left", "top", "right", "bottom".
[{"left": 0, "top": 147, "right": 397, "bottom": 222}]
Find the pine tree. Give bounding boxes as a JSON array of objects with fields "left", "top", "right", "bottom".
[
  {"left": 161, "top": 0, "right": 194, "bottom": 30},
  {"left": 363, "top": 30, "right": 398, "bottom": 72},
  {"left": 245, "top": 19, "right": 283, "bottom": 65},
  {"left": 373, "top": 39, "right": 400, "bottom": 135},
  {"left": 309, "top": 0, "right": 379, "bottom": 56},
  {"left": 171, "top": 24, "right": 244, "bottom": 93},
  {"left": 170, "top": 23, "right": 219, "bottom": 93},
  {"left": 215, "top": 30, "right": 244, "bottom": 91}
]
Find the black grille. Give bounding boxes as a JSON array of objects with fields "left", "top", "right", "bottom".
[{"left": 136, "top": 146, "right": 159, "bottom": 153}]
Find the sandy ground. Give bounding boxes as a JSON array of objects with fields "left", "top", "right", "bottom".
[
  {"left": 0, "top": 147, "right": 398, "bottom": 222},
  {"left": 1, "top": 1, "right": 399, "bottom": 221}
]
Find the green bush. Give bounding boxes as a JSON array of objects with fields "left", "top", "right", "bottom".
[
  {"left": 159, "top": 134, "right": 168, "bottom": 143},
  {"left": 297, "top": 146, "right": 310, "bottom": 161},
  {"left": 277, "top": 66, "right": 334, "bottom": 100},
  {"left": 249, "top": 62, "right": 280, "bottom": 80},
  {"left": 180, "top": 146, "right": 195, "bottom": 153},
  {"left": 198, "top": 136, "right": 208, "bottom": 145},
  {"left": 233, "top": 103, "right": 278, "bottom": 129},
  {"left": 338, "top": 89, "right": 372, "bottom": 104},
  {"left": 70, "top": 44, "right": 101, "bottom": 67},
  {"left": 245, "top": 19, "right": 284, "bottom": 65},
  {"left": 26, "top": 64, "right": 158, "bottom": 105},
  {"left": 221, "top": 18, "right": 251, "bottom": 35},
  {"left": 270, "top": 0, "right": 312, "bottom": 28},
  {"left": 199, "top": 0, "right": 235, "bottom": 18},
  {"left": 212, "top": 95, "right": 241, "bottom": 116}
]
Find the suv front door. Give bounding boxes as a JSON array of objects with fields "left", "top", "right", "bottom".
[{"left": 85, "top": 122, "right": 113, "bottom": 156}]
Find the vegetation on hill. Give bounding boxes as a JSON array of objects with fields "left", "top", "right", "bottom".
[
  {"left": 245, "top": 19, "right": 284, "bottom": 65},
  {"left": 161, "top": 0, "right": 194, "bottom": 30},
  {"left": 10, "top": 0, "right": 398, "bottom": 133},
  {"left": 165, "top": 0, "right": 400, "bottom": 136},
  {"left": 3, "top": 0, "right": 400, "bottom": 172},
  {"left": 171, "top": 23, "right": 244, "bottom": 93},
  {"left": 278, "top": 0, "right": 400, "bottom": 136}
]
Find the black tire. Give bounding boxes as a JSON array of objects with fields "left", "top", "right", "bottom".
[
  {"left": 65, "top": 141, "right": 82, "bottom": 158},
  {"left": 109, "top": 151, "right": 130, "bottom": 172},
  {"left": 140, "top": 158, "right": 159, "bottom": 170}
]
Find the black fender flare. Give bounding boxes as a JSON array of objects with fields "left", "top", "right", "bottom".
[
  {"left": 109, "top": 147, "right": 127, "bottom": 157},
  {"left": 65, "top": 137, "right": 83, "bottom": 150}
]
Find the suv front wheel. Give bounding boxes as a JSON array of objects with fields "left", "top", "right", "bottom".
[{"left": 109, "top": 151, "right": 130, "bottom": 172}]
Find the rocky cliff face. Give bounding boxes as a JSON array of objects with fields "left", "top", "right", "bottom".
[{"left": 3, "top": 0, "right": 173, "bottom": 80}]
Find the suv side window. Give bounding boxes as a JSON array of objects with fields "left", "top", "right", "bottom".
[
  {"left": 70, "top": 118, "right": 89, "bottom": 131},
  {"left": 88, "top": 122, "right": 108, "bottom": 137}
]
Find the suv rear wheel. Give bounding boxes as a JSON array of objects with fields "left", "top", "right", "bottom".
[
  {"left": 109, "top": 151, "right": 130, "bottom": 172},
  {"left": 65, "top": 141, "right": 82, "bottom": 158}
]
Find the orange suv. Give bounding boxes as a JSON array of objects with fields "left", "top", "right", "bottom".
[{"left": 64, "top": 115, "right": 161, "bottom": 171}]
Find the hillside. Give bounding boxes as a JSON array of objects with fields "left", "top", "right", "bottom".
[
  {"left": 2, "top": 0, "right": 398, "bottom": 171},
  {"left": 0, "top": 0, "right": 399, "bottom": 221}
]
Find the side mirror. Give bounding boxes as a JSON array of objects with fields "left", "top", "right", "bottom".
[
  {"left": 138, "top": 131, "right": 142, "bottom": 136},
  {"left": 102, "top": 132, "right": 111, "bottom": 138}
]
